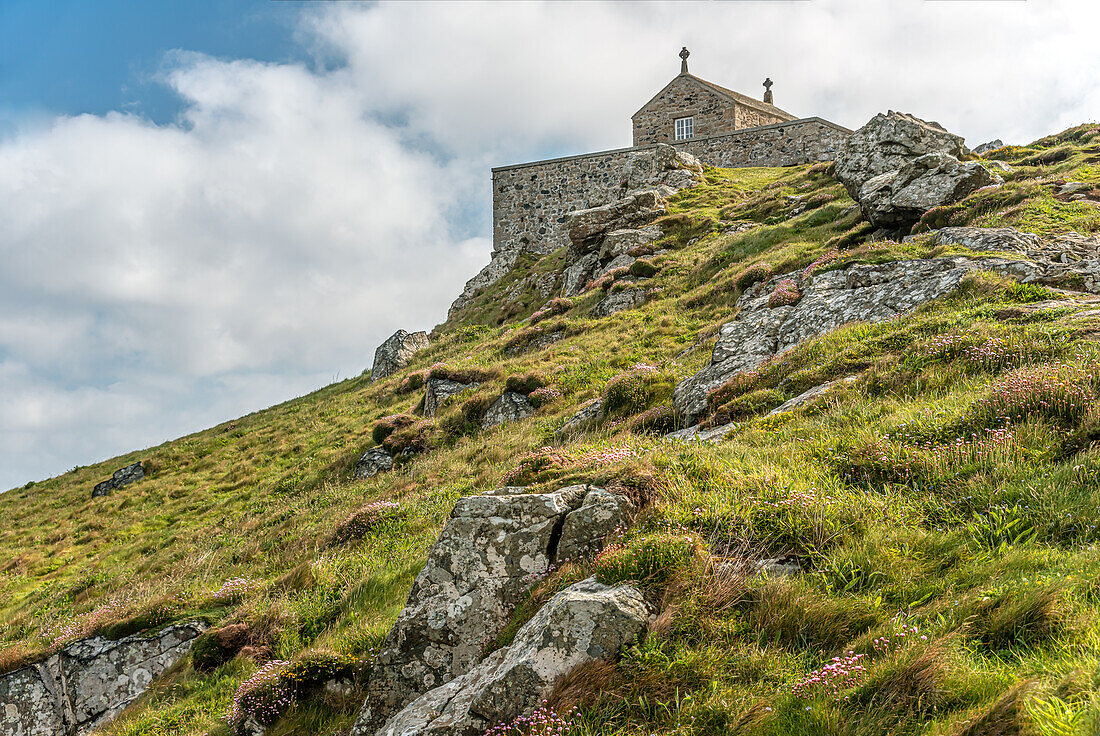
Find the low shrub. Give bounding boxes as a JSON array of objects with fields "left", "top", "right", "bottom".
[
  {"left": 505, "top": 373, "right": 548, "bottom": 395},
  {"left": 371, "top": 414, "right": 415, "bottom": 445},
  {"left": 628, "top": 259, "right": 658, "bottom": 278},
  {"left": 529, "top": 298, "right": 573, "bottom": 325},
  {"left": 396, "top": 371, "right": 426, "bottom": 394},
  {"left": 382, "top": 420, "right": 435, "bottom": 456},
  {"left": 527, "top": 386, "right": 562, "bottom": 408},
  {"left": 969, "top": 586, "right": 1063, "bottom": 650},
  {"left": 734, "top": 262, "right": 774, "bottom": 290},
  {"left": 707, "top": 388, "right": 785, "bottom": 427},
  {"left": 592, "top": 531, "right": 699, "bottom": 589},
  {"left": 192, "top": 623, "right": 252, "bottom": 672},
  {"left": 501, "top": 447, "right": 573, "bottom": 486},
  {"left": 460, "top": 391, "right": 496, "bottom": 425},
  {"left": 330, "top": 500, "right": 401, "bottom": 545},
  {"left": 626, "top": 404, "right": 677, "bottom": 434},
  {"left": 602, "top": 363, "right": 671, "bottom": 418},
  {"left": 586, "top": 267, "right": 630, "bottom": 292}
]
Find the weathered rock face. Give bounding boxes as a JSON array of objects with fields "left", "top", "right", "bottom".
[
  {"left": 600, "top": 225, "right": 663, "bottom": 261},
  {"left": 481, "top": 392, "right": 534, "bottom": 429},
  {"left": 973, "top": 139, "right": 1005, "bottom": 156},
  {"left": 423, "top": 378, "right": 479, "bottom": 418},
  {"left": 355, "top": 448, "right": 394, "bottom": 479},
  {"left": 371, "top": 330, "right": 430, "bottom": 382},
  {"left": 594, "top": 288, "right": 647, "bottom": 318},
  {"left": 555, "top": 399, "right": 605, "bottom": 438},
  {"left": 673, "top": 244, "right": 1078, "bottom": 425},
  {"left": 858, "top": 153, "right": 999, "bottom": 227},
  {"left": 565, "top": 190, "right": 665, "bottom": 252},
  {"left": 354, "top": 483, "right": 634, "bottom": 732},
  {"left": 834, "top": 111, "right": 967, "bottom": 198},
  {"left": 556, "top": 488, "right": 635, "bottom": 562},
  {"left": 0, "top": 622, "right": 205, "bottom": 736},
  {"left": 370, "top": 578, "right": 651, "bottom": 736},
  {"left": 91, "top": 462, "right": 144, "bottom": 498}
]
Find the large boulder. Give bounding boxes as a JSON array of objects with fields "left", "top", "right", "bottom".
[
  {"left": 599, "top": 225, "right": 663, "bottom": 261},
  {"left": 371, "top": 330, "right": 430, "bottom": 382},
  {"left": 834, "top": 111, "right": 967, "bottom": 198},
  {"left": 423, "top": 378, "right": 478, "bottom": 418},
  {"left": 973, "top": 139, "right": 1005, "bottom": 156},
  {"left": 561, "top": 253, "right": 600, "bottom": 298},
  {"left": 565, "top": 190, "right": 664, "bottom": 252},
  {"left": 355, "top": 485, "right": 588, "bottom": 729},
  {"left": 481, "top": 392, "right": 535, "bottom": 429},
  {"left": 368, "top": 578, "right": 651, "bottom": 736},
  {"left": 556, "top": 488, "right": 635, "bottom": 562},
  {"left": 673, "top": 252, "right": 1055, "bottom": 425},
  {"left": 0, "top": 622, "right": 205, "bottom": 736},
  {"left": 858, "top": 153, "right": 999, "bottom": 227},
  {"left": 355, "top": 448, "right": 394, "bottom": 479},
  {"left": 91, "top": 461, "right": 144, "bottom": 498},
  {"left": 594, "top": 288, "right": 647, "bottom": 317}
]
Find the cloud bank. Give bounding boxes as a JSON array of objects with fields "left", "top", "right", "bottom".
[{"left": 2, "top": 0, "right": 1098, "bottom": 490}]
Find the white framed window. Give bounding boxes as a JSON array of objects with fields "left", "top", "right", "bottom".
[{"left": 674, "top": 116, "right": 694, "bottom": 140}]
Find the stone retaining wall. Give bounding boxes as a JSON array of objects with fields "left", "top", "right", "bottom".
[{"left": 491, "top": 117, "right": 851, "bottom": 258}]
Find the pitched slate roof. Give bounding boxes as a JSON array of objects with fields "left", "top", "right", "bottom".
[{"left": 631, "top": 73, "right": 797, "bottom": 122}]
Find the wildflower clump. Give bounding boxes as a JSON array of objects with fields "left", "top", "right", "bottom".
[
  {"left": 768, "top": 279, "right": 803, "bottom": 308},
  {"left": 527, "top": 386, "right": 562, "bottom": 408},
  {"left": 42, "top": 597, "right": 130, "bottom": 648},
  {"left": 602, "top": 363, "right": 664, "bottom": 417},
  {"left": 482, "top": 702, "right": 577, "bottom": 736},
  {"left": 973, "top": 362, "right": 1095, "bottom": 428},
  {"left": 505, "top": 373, "right": 548, "bottom": 396},
  {"left": 802, "top": 248, "right": 839, "bottom": 280},
  {"left": 502, "top": 448, "right": 573, "bottom": 486},
  {"left": 212, "top": 577, "right": 263, "bottom": 604},
  {"left": 529, "top": 298, "right": 573, "bottom": 325},
  {"left": 330, "top": 500, "right": 401, "bottom": 545},
  {"left": 793, "top": 625, "right": 922, "bottom": 701},
  {"left": 396, "top": 371, "right": 427, "bottom": 394},
  {"left": 225, "top": 660, "right": 292, "bottom": 732},
  {"left": 372, "top": 414, "right": 415, "bottom": 445},
  {"left": 626, "top": 404, "right": 677, "bottom": 434}
]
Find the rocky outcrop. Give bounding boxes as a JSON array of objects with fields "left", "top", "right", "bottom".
[
  {"left": 0, "top": 622, "right": 205, "bottom": 736},
  {"left": 858, "top": 153, "right": 999, "bottom": 228},
  {"left": 594, "top": 288, "right": 647, "bottom": 317},
  {"left": 673, "top": 229, "right": 1100, "bottom": 425},
  {"left": 835, "top": 112, "right": 997, "bottom": 229},
  {"left": 565, "top": 190, "right": 665, "bottom": 252},
  {"left": 481, "top": 392, "right": 534, "bottom": 429},
  {"left": 370, "top": 578, "right": 650, "bottom": 736},
  {"left": 423, "top": 378, "right": 479, "bottom": 418},
  {"left": 372, "top": 330, "right": 430, "bottom": 382},
  {"left": 354, "top": 483, "right": 631, "bottom": 732},
  {"left": 355, "top": 448, "right": 394, "bottom": 479},
  {"left": 556, "top": 399, "right": 605, "bottom": 438},
  {"left": 91, "top": 462, "right": 144, "bottom": 498},
  {"left": 766, "top": 375, "right": 859, "bottom": 417},
  {"left": 973, "top": 139, "right": 1005, "bottom": 156},
  {"left": 556, "top": 488, "right": 634, "bottom": 562},
  {"left": 834, "top": 111, "right": 967, "bottom": 198}
]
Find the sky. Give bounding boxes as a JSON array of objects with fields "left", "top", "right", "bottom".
[{"left": 1, "top": 0, "right": 1098, "bottom": 491}]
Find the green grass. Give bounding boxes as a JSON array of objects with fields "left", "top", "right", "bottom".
[{"left": 3, "top": 125, "right": 1100, "bottom": 735}]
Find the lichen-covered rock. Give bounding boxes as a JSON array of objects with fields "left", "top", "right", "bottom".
[
  {"left": 673, "top": 253, "right": 1055, "bottom": 424},
  {"left": 0, "top": 622, "right": 205, "bottom": 736},
  {"left": 556, "top": 488, "right": 635, "bottom": 562},
  {"left": 91, "top": 461, "right": 144, "bottom": 498},
  {"left": 565, "top": 190, "right": 664, "bottom": 251},
  {"left": 597, "top": 254, "right": 637, "bottom": 278},
  {"left": 858, "top": 153, "right": 999, "bottom": 227},
  {"left": 973, "top": 139, "right": 1005, "bottom": 156},
  {"left": 355, "top": 448, "right": 394, "bottom": 479},
  {"left": 766, "top": 376, "right": 859, "bottom": 417},
  {"left": 355, "top": 485, "right": 589, "bottom": 730},
  {"left": 599, "top": 225, "right": 662, "bottom": 261},
  {"left": 561, "top": 252, "right": 599, "bottom": 297},
  {"left": 481, "top": 392, "right": 534, "bottom": 429},
  {"left": 371, "top": 330, "right": 430, "bottom": 382},
  {"left": 594, "top": 288, "right": 647, "bottom": 317},
  {"left": 423, "top": 378, "right": 478, "bottom": 418},
  {"left": 555, "top": 399, "right": 605, "bottom": 438},
  {"left": 368, "top": 578, "right": 651, "bottom": 736},
  {"left": 834, "top": 111, "right": 967, "bottom": 198}
]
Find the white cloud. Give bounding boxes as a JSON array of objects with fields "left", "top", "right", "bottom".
[{"left": 2, "top": 0, "right": 1099, "bottom": 490}]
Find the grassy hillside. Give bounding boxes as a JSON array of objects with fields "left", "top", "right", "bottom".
[{"left": 2, "top": 124, "right": 1100, "bottom": 736}]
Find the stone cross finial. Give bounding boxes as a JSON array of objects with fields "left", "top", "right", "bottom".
[
  {"left": 763, "top": 77, "right": 774, "bottom": 104},
  {"left": 679, "top": 47, "right": 690, "bottom": 75}
]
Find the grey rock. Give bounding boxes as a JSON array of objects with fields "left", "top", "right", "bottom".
[
  {"left": 355, "top": 448, "right": 394, "bottom": 479},
  {"left": 371, "top": 330, "right": 430, "bottom": 382},
  {"left": 600, "top": 226, "right": 662, "bottom": 260},
  {"left": 858, "top": 153, "right": 999, "bottom": 227},
  {"left": 565, "top": 190, "right": 664, "bottom": 251},
  {"left": 973, "top": 139, "right": 1005, "bottom": 155},
  {"left": 663, "top": 422, "right": 739, "bottom": 444},
  {"left": 481, "top": 392, "right": 535, "bottom": 429},
  {"left": 597, "top": 254, "right": 637, "bottom": 277},
  {"left": 368, "top": 578, "right": 650, "bottom": 736},
  {"left": 91, "top": 462, "right": 143, "bottom": 498},
  {"left": 0, "top": 622, "right": 205, "bottom": 736},
  {"left": 423, "top": 378, "right": 478, "bottom": 418},
  {"left": 673, "top": 252, "right": 1063, "bottom": 424},
  {"left": 561, "top": 253, "right": 599, "bottom": 298},
  {"left": 765, "top": 375, "right": 859, "bottom": 417},
  {"left": 594, "top": 288, "right": 647, "bottom": 317},
  {"left": 555, "top": 399, "right": 605, "bottom": 438},
  {"left": 355, "top": 485, "right": 590, "bottom": 730},
  {"left": 834, "top": 111, "right": 967, "bottom": 198},
  {"left": 556, "top": 488, "right": 635, "bottom": 562}
]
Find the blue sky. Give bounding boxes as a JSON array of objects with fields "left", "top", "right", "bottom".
[
  {"left": 0, "top": 0, "right": 302, "bottom": 126},
  {"left": 0, "top": 0, "right": 1098, "bottom": 492}
]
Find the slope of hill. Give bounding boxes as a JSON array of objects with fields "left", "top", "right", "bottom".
[{"left": 2, "top": 123, "right": 1100, "bottom": 736}]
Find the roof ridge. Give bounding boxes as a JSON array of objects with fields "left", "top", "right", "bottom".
[{"left": 686, "top": 73, "right": 797, "bottom": 120}]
